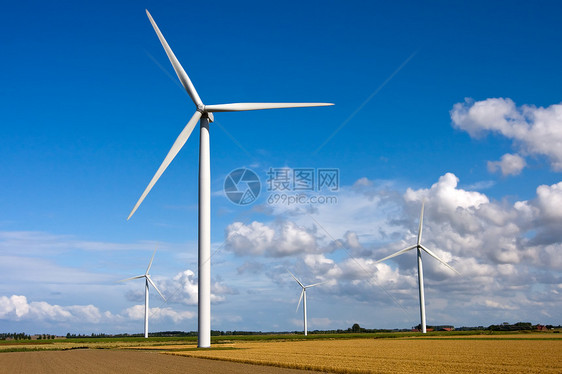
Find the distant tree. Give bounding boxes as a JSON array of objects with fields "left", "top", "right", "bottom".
[
  {"left": 514, "top": 322, "right": 532, "bottom": 330},
  {"left": 351, "top": 323, "right": 361, "bottom": 333}
]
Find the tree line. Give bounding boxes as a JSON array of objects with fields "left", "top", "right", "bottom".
[
  {"left": 5, "top": 321, "right": 561, "bottom": 340},
  {"left": 0, "top": 332, "right": 31, "bottom": 340},
  {"left": 37, "top": 334, "right": 56, "bottom": 339}
]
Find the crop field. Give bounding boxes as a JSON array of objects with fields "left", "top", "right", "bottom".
[
  {"left": 160, "top": 335, "right": 562, "bottom": 373},
  {"left": 1, "top": 332, "right": 561, "bottom": 373}
]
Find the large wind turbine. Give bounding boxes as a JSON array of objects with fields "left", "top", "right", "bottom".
[
  {"left": 288, "top": 271, "right": 326, "bottom": 336},
  {"left": 119, "top": 249, "right": 166, "bottom": 338},
  {"left": 374, "top": 203, "right": 460, "bottom": 333},
  {"left": 127, "top": 10, "right": 333, "bottom": 348}
]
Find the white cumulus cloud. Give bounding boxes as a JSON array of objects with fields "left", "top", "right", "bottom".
[
  {"left": 451, "top": 98, "right": 562, "bottom": 170},
  {"left": 0, "top": 295, "right": 108, "bottom": 323},
  {"left": 226, "top": 221, "right": 318, "bottom": 257},
  {"left": 250, "top": 172, "right": 562, "bottom": 326},
  {"left": 487, "top": 153, "right": 527, "bottom": 176}
]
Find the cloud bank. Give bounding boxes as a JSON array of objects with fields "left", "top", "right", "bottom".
[
  {"left": 222, "top": 171, "right": 562, "bottom": 326},
  {"left": 0, "top": 295, "right": 195, "bottom": 325}
]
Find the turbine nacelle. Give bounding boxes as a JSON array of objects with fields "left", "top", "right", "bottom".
[{"left": 197, "top": 108, "right": 214, "bottom": 123}]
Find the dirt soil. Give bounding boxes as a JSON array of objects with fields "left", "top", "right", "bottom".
[{"left": 0, "top": 349, "right": 327, "bottom": 374}]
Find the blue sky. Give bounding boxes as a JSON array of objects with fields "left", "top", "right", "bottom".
[{"left": 1, "top": 0, "right": 562, "bottom": 335}]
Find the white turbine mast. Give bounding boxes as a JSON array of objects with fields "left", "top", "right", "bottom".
[
  {"left": 128, "top": 10, "right": 333, "bottom": 348},
  {"left": 374, "top": 203, "right": 460, "bottom": 333},
  {"left": 288, "top": 270, "right": 327, "bottom": 336},
  {"left": 119, "top": 248, "right": 166, "bottom": 338}
]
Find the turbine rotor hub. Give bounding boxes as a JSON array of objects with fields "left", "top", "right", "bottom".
[{"left": 197, "top": 105, "right": 214, "bottom": 123}]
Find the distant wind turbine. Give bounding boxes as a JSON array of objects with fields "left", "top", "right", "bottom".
[
  {"left": 119, "top": 249, "right": 166, "bottom": 338},
  {"left": 374, "top": 203, "right": 460, "bottom": 333},
  {"left": 288, "top": 271, "right": 327, "bottom": 336},
  {"left": 127, "top": 10, "right": 333, "bottom": 348}
]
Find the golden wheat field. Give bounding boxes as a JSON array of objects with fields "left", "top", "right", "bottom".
[{"left": 161, "top": 336, "right": 562, "bottom": 374}]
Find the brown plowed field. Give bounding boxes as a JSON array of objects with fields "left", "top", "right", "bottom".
[{"left": 0, "top": 349, "right": 327, "bottom": 374}]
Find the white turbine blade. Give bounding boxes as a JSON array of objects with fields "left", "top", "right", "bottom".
[
  {"left": 305, "top": 280, "right": 329, "bottom": 288},
  {"left": 146, "top": 248, "right": 157, "bottom": 275},
  {"left": 204, "top": 102, "right": 334, "bottom": 112},
  {"left": 374, "top": 245, "right": 417, "bottom": 264},
  {"left": 146, "top": 10, "right": 203, "bottom": 107},
  {"left": 147, "top": 276, "right": 167, "bottom": 301},
  {"left": 419, "top": 244, "right": 461, "bottom": 275},
  {"left": 296, "top": 289, "right": 304, "bottom": 312},
  {"left": 127, "top": 111, "right": 202, "bottom": 220},
  {"left": 417, "top": 202, "right": 425, "bottom": 245},
  {"left": 117, "top": 274, "right": 145, "bottom": 282},
  {"left": 287, "top": 270, "right": 305, "bottom": 288}
]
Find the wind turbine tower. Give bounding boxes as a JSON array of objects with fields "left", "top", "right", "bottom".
[
  {"left": 374, "top": 203, "right": 460, "bottom": 333},
  {"left": 289, "top": 271, "right": 326, "bottom": 336},
  {"left": 127, "top": 10, "right": 333, "bottom": 347},
  {"left": 119, "top": 249, "right": 166, "bottom": 338}
]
